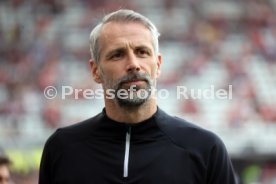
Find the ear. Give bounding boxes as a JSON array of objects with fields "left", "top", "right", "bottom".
[
  {"left": 89, "top": 59, "right": 102, "bottom": 84},
  {"left": 156, "top": 54, "right": 162, "bottom": 78}
]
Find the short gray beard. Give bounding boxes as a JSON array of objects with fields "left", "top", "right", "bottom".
[
  {"left": 115, "top": 81, "right": 152, "bottom": 108},
  {"left": 101, "top": 71, "right": 154, "bottom": 108}
]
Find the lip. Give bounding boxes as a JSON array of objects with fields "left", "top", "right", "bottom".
[{"left": 122, "top": 80, "right": 145, "bottom": 86}]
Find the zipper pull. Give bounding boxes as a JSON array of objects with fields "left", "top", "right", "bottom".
[{"left": 123, "top": 126, "right": 131, "bottom": 178}]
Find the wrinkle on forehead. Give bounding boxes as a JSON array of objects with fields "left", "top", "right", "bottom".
[{"left": 98, "top": 22, "right": 154, "bottom": 59}]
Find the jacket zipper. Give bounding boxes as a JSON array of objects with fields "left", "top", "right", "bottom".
[{"left": 123, "top": 126, "right": 131, "bottom": 178}]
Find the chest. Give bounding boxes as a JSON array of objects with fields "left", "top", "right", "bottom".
[{"left": 52, "top": 137, "right": 206, "bottom": 184}]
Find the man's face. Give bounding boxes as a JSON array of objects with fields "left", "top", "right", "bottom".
[
  {"left": 0, "top": 165, "right": 10, "bottom": 184},
  {"left": 91, "top": 22, "right": 162, "bottom": 107}
]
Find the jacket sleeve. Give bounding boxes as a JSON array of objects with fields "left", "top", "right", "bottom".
[
  {"left": 206, "top": 136, "right": 237, "bottom": 184},
  {"left": 39, "top": 130, "right": 62, "bottom": 184},
  {"left": 39, "top": 137, "right": 53, "bottom": 184}
]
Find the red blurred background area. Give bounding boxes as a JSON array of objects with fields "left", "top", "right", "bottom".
[{"left": 0, "top": 0, "right": 276, "bottom": 183}]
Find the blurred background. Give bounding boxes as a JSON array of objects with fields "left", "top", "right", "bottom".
[{"left": 0, "top": 0, "right": 276, "bottom": 183}]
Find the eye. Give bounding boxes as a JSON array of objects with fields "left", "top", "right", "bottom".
[
  {"left": 110, "top": 52, "right": 124, "bottom": 60},
  {"left": 136, "top": 48, "right": 150, "bottom": 57}
]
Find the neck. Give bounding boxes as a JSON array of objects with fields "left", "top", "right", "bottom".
[{"left": 104, "top": 98, "right": 157, "bottom": 124}]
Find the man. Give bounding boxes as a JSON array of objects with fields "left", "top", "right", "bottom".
[
  {"left": 39, "top": 9, "right": 237, "bottom": 183},
  {"left": 0, "top": 156, "right": 11, "bottom": 184}
]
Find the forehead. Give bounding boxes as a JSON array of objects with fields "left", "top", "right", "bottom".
[{"left": 98, "top": 22, "right": 153, "bottom": 52}]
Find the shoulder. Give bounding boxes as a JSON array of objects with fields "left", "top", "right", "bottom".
[
  {"left": 155, "top": 109, "right": 236, "bottom": 183},
  {"left": 43, "top": 112, "right": 103, "bottom": 152},
  {"left": 156, "top": 108, "right": 225, "bottom": 152}
]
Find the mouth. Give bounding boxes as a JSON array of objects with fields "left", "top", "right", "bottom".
[
  {"left": 122, "top": 79, "right": 146, "bottom": 86},
  {"left": 117, "top": 72, "right": 150, "bottom": 89}
]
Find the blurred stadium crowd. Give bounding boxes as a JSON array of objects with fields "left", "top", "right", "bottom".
[{"left": 0, "top": 0, "right": 276, "bottom": 183}]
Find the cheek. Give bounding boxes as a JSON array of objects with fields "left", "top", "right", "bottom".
[
  {"left": 100, "top": 66, "right": 122, "bottom": 81},
  {"left": 149, "top": 64, "right": 159, "bottom": 78}
]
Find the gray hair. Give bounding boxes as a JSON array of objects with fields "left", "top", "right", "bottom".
[{"left": 89, "top": 9, "right": 160, "bottom": 64}]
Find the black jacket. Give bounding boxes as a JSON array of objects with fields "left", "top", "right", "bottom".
[{"left": 39, "top": 108, "right": 237, "bottom": 184}]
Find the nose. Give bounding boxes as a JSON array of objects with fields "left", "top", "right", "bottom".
[{"left": 126, "top": 51, "right": 140, "bottom": 73}]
